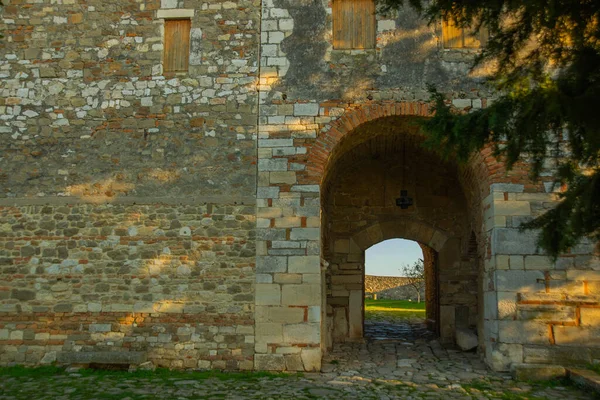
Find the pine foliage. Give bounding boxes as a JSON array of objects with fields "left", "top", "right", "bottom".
[{"left": 379, "top": 0, "right": 600, "bottom": 258}]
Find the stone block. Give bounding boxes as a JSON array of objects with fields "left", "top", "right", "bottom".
[
  {"left": 40, "top": 351, "right": 57, "bottom": 365},
  {"left": 581, "top": 308, "right": 600, "bottom": 326},
  {"left": 334, "top": 239, "right": 349, "bottom": 253},
  {"left": 524, "top": 345, "right": 591, "bottom": 364},
  {"left": 274, "top": 217, "right": 302, "bottom": 228},
  {"left": 495, "top": 270, "right": 545, "bottom": 292},
  {"left": 11, "top": 289, "right": 35, "bottom": 301},
  {"left": 281, "top": 284, "right": 320, "bottom": 306},
  {"left": 567, "top": 270, "right": 600, "bottom": 281},
  {"left": 498, "top": 321, "right": 550, "bottom": 344},
  {"left": 331, "top": 275, "right": 362, "bottom": 285},
  {"left": 512, "top": 364, "right": 566, "bottom": 381},
  {"left": 256, "top": 256, "right": 287, "bottom": 273},
  {"left": 288, "top": 256, "right": 320, "bottom": 273},
  {"left": 301, "top": 348, "right": 321, "bottom": 372},
  {"left": 276, "top": 346, "right": 302, "bottom": 354},
  {"left": 293, "top": 103, "right": 319, "bottom": 116},
  {"left": 274, "top": 273, "right": 302, "bottom": 284},
  {"left": 302, "top": 274, "right": 321, "bottom": 284},
  {"left": 586, "top": 281, "right": 600, "bottom": 294},
  {"left": 270, "top": 172, "right": 297, "bottom": 184},
  {"left": 255, "top": 322, "right": 283, "bottom": 344},
  {"left": 456, "top": 328, "right": 478, "bottom": 351},
  {"left": 256, "top": 306, "right": 304, "bottom": 323},
  {"left": 290, "top": 228, "right": 319, "bottom": 240},
  {"left": 496, "top": 255, "right": 510, "bottom": 269},
  {"left": 452, "top": 98, "right": 472, "bottom": 109},
  {"left": 484, "top": 291, "right": 498, "bottom": 320},
  {"left": 254, "top": 354, "right": 285, "bottom": 371},
  {"left": 491, "top": 183, "right": 525, "bottom": 193},
  {"left": 524, "top": 256, "right": 554, "bottom": 270},
  {"left": 493, "top": 228, "right": 539, "bottom": 255},
  {"left": 332, "top": 307, "right": 349, "bottom": 341},
  {"left": 494, "top": 201, "right": 531, "bottom": 216},
  {"left": 284, "top": 354, "right": 304, "bottom": 371},
  {"left": 568, "top": 369, "right": 600, "bottom": 393},
  {"left": 133, "top": 302, "right": 154, "bottom": 313},
  {"left": 440, "top": 305, "right": 455, "bottom": 342},
  {"left": 255, "top": 284, "right": 281, "bottom": 306},
  {"left": 89, "top": 324, "right": 112, "bottom": 333},
  {"left": 258, "top": 159, "right": 288, "bottom": 172},
  {"left": 283, "top": 323, "right": 320, "bottom": 344},
  {"left": 554, "top": 326, "right": 600, "bottom": 347},
  {"left": 497, "top": 292, "right": 517, "bottom": 319},
  {"left": 518, "top": 305, "right": 576, "bottom": 322},
  {"left": 548, "top": 279, "right": 585, "bottom": 295},
  {"left": 490, "top": 343, "right": 524, "bottom": 371}
]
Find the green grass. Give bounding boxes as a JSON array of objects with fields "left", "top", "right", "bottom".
[
  {"left": 0, "top": 365, "right": 296, "bottom": 382},
  {"left": 364, "top": 299, "right": 426, "bottom": 322},
  {"left": 588, "top": 363, "right": 600, "bottom": 375},
  {"left": 0, "top": 365, "right": 65, "bottom": 377}
]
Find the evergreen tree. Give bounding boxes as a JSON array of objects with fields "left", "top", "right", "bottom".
[{"left": 378, "top": 0, "right": 600, "bottom": 258}]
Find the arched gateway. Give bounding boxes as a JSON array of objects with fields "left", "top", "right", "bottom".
[
  {"left": 254, "top": 102, "right": 492, "bottom": 371},
  {"left": 254, "top": 99, "right": 598, "bottom": 372},
  {"left": 2, "top": 1, "right": 598, "bottom": 374}
]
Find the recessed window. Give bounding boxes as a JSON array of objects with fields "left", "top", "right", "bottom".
[
  {"left": 164, "top": 19, "right": 191, "bottom": 73},
  {"left": 332, "top": 0, "right": 376, "bottom": 50},
  {"left": 442, "top": 19, "right": 488, "bottom": 49}
]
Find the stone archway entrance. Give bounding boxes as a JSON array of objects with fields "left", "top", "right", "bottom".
[{"left": 320, "top": 117, "right": 481, "bottom": 351}]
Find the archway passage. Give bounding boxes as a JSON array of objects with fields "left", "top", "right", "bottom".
[
  {"left": 321, "top": 116, "right": 481, "bottom": 351},
  {"left": 364, "top": 239, "right": 434, "bottom": 342}
]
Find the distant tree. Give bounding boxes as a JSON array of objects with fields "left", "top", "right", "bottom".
[
  {"left": 401, "top": 258, "right": 425, "bottom": 303},
  {"left": 378, "top": 0, "right": 600, "bottom": 259}
]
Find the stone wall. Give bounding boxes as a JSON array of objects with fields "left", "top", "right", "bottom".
[
  {"left": 364, "top": 275, "right": 424, "bottom": 301},
  {"left": 255, "top": 0, "right": 599, "bottom": 371},
  {"left": 0, "top": 0, "right": 599, "bottom": 373},
  {"left": 0, "top": 202, "right": 256, "bottom": 369},
  {"left": 1, "top": 0, "right": 259, "bottom": 198},
  {"left": 483, "top": 188, "right": 600, "bottom": 370},
  {"left": 0, "top": 0, "right": 260, "bottom": 370}
]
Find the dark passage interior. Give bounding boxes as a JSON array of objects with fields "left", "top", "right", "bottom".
[{"left": 321, "top": 117, "right": 480, "bottom": 351}]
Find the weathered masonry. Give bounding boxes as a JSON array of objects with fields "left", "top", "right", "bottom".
[{"left": 1, "top": 0, "right": 599, "bottom": 372}]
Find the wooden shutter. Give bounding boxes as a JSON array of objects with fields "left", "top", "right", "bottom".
[
  {"left": 333, "top": 0, "right": 376, "bottom": 50},
  {"left": 443, "top": 18, "right": 488, "bottom": 49},
  {"left": 164, "top": 19, "right": 191, "bottom": 72},
  {"left": 442, "top": 19, "right": 463, "bottom": 48}
]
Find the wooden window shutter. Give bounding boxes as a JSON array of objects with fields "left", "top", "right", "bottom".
[
  {"left": 333, "top": 0, "right": 376, "bottom": 50},
  {"left": 442, "top": 19, "right": 488, "bottom": 49},
  {"left": 164, "top": 19, "right": 191, "bottom": 73}
]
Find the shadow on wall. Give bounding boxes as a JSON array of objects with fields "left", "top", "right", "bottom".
[{"left": 270, "top": 1, "right": 485, "bottom": 101}]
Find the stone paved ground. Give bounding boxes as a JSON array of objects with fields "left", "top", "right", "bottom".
[{"left": 0, "top": 321, "right": 596, "bottom": 399}]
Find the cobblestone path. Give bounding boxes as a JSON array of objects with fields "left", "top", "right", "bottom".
[{"left": 0, "top": 322, "right": 596, "bottom": 399}]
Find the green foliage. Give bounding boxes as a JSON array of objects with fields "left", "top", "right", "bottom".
[
  {"left": 378, "top": 0, "right": 600, "bottom": 258},
  {"left": 0, "top": 364, "right": 295, "bottom": 381},
  {"left": 400, "top": 258, "right": 425, "bottom": 302}
]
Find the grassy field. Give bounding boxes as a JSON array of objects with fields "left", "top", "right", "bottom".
[{"left": 364, "top": 299, "right": 426, "bottom": 322}]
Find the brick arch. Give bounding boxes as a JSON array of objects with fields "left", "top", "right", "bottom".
[
  {"left": 304, "top": 102, "right": 433, "bottom": 184},
  {"left": 346, "top": 218, "right": 450, "bottom": 255},
  {"left": 301, "top": 101, "right": 524, "bottom": 199}
]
